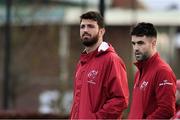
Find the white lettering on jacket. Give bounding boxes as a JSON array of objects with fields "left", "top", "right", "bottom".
[{"left": 159, "top": 80, "right": 173, "bottom": 86}]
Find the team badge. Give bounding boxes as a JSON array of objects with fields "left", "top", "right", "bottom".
[{"left": 87, "top": 70, "right": 98, "bottom": 84}]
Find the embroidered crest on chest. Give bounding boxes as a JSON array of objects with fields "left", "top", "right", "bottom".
[
  {"left": 87, "top": 70, "right": 98, "bottom": 84},
  {"left": 140, "top": 81, "right": 149, "bottom": 90}
]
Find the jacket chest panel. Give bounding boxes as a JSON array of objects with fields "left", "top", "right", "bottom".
[
  {"left": 75, "top": 60, "right": 105, "bottom": 88},
  {"left": 134, "top": 71, "right": 157, "bottom": 111},
  {"left": 74, "top": 58, "right": 106, "bottom": 115},
  {"left": 135, "top": 72, "right": 156, "bottom": 96}
]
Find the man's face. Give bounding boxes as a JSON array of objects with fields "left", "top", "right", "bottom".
[
  {"left": 131, "top": 35, "right": 155, "bottom": 61},
  {"left": 80, "top": 19, "right": 102, "bottom": 47}
]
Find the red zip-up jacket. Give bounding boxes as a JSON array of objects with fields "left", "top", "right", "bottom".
[
  {"left": 128, "top": 52, "right": 176, "bottom": 119},
  {"left": 70, "top": 42, "right": 129, "bottom": 119}
]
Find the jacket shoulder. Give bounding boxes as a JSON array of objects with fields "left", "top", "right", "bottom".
[
  {"left": 155, "top": 59, "right": 173, "bottom": 73},
  {"left": 104, "top": 51, "right": 124, "bottom": 63}
]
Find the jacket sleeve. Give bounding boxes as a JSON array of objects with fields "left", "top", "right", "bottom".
[
  {"left": 147, "top": 68, "right": 176, "bottom": 119},
  {"left": 95, "top": 56, "right": 129, "bottom": 119}
]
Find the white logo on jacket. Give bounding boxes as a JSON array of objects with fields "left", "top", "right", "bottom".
[
  {"left": 140, "top": 81, "right": 148, "bottom": 90},
  {"left": 159, "top": 80, "right": 173, "bottom": 86},
  {"left": 87, "top": 70, "right": 98, "bottom": 84}
]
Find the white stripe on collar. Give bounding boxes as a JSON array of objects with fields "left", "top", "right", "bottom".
[{"left": 98, "top": 42, "right": 109, "bottom": 52}]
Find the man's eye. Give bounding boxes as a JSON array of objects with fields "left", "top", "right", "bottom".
[
  {"left": 80, "top": 25, "right": 85, "bottom": 29},
  {"left": 132, "top": 42, "right": 135, "bottom": 45},
  {"left": 88, "top": 25, "right": 95, "bottom": 28}
]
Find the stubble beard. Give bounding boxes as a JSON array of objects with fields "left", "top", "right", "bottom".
[{"left": 135, "top": 52, "right": 149, "bottom": 61}]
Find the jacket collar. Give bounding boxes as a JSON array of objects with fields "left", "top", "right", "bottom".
[
  {"left": 80, "top": 42, "right": 113, "bottom": 65},
  {"left": 134, "top": 52, "right": 159, "bottom": 71},
  {"left": 98, "top": 42, "right": 109, "bottom": 52},
  {"left": 82, "top": 42, "right": 110, "bottom": 53}
]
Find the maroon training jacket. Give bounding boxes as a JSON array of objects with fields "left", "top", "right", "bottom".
[
  {"left": 70, "top": 42, "right": 129, "bottom": 119},
  {"left": 128, "top": 52, "right": 176, "bottom": 119}
]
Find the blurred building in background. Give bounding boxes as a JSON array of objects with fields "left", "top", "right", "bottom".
[{"left": 0, "top": 0, "right": 180, "bottom": 118}]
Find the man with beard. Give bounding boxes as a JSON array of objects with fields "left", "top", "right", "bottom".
[
  {"left": 128, "top": 22, "right": 176, "bottom": 119},
  {"left": 70, "top": 11, "right": 129, "bottom": 119}
]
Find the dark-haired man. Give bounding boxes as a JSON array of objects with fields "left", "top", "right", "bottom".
[
  {"left": 128, "top": 22, "right": 176, "bottom": 119},
  {"left": 70, "top": 11, "right": 129, "bottom": 119}
]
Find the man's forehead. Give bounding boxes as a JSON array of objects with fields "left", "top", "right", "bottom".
[
  {"left": 80, "top": 19, "right": 97, "bottom": 25},
  {"left": 132, "top": 35, "right": 146, "bottom": 41}
]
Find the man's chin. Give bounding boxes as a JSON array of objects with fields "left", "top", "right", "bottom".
[
  {"left": 81, "top": 35, "right": 98, "bottom": 47},
  {"left": 82, "top": 39, "right": 98, "bottom": 47},
  {"left": 82, "top": 41, "right": 95, "bottom": 47}
]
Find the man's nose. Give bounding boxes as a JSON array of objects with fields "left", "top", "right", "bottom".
[
  {"left": 83, "top": 26, "right": 89, "bottom": 32},
  {"left": 133, "top": 44, "right": 139, "bottom": 51}
]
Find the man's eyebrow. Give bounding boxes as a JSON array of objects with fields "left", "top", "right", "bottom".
[
  {"left": 131, "top": 40, "right": 144, "bottom": 44},
  {"left": 137, "top": 41, "right": 144, "bottom": 44}
]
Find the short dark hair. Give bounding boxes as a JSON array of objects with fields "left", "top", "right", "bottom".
[
  {"left": 80, "top": 11, "right": 105, "bottom": 28},
  {"left": 130, "top": 22, "right": 157, "bottom": 38}
]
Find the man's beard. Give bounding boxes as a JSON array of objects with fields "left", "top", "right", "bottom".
[
  {"left": 135, "top": 51, "right": 149, "bottom": 61},
  {"left": 81, "top": 33, "right": 99, "bottom": 47}
]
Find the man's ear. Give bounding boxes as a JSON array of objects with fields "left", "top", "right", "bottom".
[
  {"left": 152, "top": 38, "right": 157, "bottom": 47},
  {"left": 100, "top": 28, "right": 105, "bottom": 36}
]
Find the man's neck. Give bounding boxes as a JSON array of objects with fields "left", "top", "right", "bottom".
[
  {"left": 85, "top": 40, "right": 103, "bottom": 54},
  {"left": 149, "top": 49, "right": 157, "bottom": 58}
]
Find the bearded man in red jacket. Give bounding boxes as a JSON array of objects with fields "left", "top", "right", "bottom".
[
  {"left": 128, "top": 22, "right": 176, "bottom": 119},
  {"left": 70, "top": 11, "right": 129, "bottom": 119}
]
